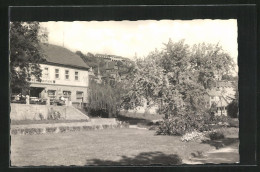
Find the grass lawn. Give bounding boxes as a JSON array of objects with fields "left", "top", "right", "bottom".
[{"left": 11, "top": 128, "right": 216, "bottom": 166}]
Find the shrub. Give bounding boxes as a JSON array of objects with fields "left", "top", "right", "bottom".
[
  {"left": 156, "top": 117, "right": 185, "bottom": 136},
  {"left": 102, "top": 124, "right": 110, "bottom": 129},
  {"left": 46, "top": 127, "right": 57, "bottom": 133},
  {"left": 22, "top": 128, "right": 43, "bottom": 135},
  {"left": 34, "top": 128, "right": 43, "bottom": 134},
  {"left": 121, "top": 121, "right": 129, "bottom": 128},
  {"left": 190, "top": 151, "right": 204, "bottom": 158},
  {"left": 227, "top": 118, "right": 239, "bottom": 128},
  {"left": 181, "top": 131, "right": 208, "bottom": 142},
  {"left": 156, "top": 112, "right": 234, "bottom": 136},
  {"left": 20, "top": 129, "right": 25, "bottom": 135},
  {"left": 24, "top": 128, "right": 32, "bottom": 135},
  {"left": 116, "top": 121, "right": 130, "bottom": 128},
  {"left": 82, "top": 126, "right": 94, "bottom": 130},
  {"left": 227, "top": 100, "right": 238, "bottom": 118},
  {"left": 156, "top": 114, "right": 212, "bottom": 136},
  {"left": 59, "top": 126, "right": 69, "bottom": 133},
  {"left": 70, "top": 126, "right": 81, "bottom": 132},
  {"left": 11, "top": 129, "right": 18, "bottom": 135},
  {"left": 95, "top": 125, "right": 103, "bottom": 130},
  {"left": 208, "top": 131, "right": 225, "bottom": 140},
  {"left": 47, "top": 108, "right": 61, "bottom": 120}
]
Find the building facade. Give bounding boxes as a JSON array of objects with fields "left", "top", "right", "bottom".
[{"left": 29, "top": 43, "right": 90, "bottom": 106}]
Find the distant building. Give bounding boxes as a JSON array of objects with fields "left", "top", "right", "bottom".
[
  {"left": 215, "top": 96, "right": 229, "bottom": 116},
  {"left": 95, "top": 53, "right": 127, "bottom": 62},
  {"left": 206, "top": 82, "right": 236, "bottom": 116},
  {"left": 216, "top": 81, "right": 236, "bottom": 101},
  {"left": 29, "top": 43, "right": 90, "bottom": 107}
]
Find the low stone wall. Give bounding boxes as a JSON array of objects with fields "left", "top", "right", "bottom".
[
  {"left": 10, "top": 120, "right": 129, "bottom": 135},
  {"left": 10, "top": 103, "right": 89, "bottom": 120}
]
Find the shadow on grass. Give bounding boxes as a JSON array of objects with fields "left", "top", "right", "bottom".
[
  {"left": 201, "top": 138, "right": 239, "bottom": 149},
  {"left": 86, "top": 151, "right": 182, "bottom": 166},
  {"left": 116, "top": 115, "right": 154, "bottom": 125}
]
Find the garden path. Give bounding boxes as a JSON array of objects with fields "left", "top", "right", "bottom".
[{"left": 183, "top": 144, "right": 239, "bottom": 164}]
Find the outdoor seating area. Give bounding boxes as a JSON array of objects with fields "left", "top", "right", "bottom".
[{"left": 11, "top": 93, "right": 66, "bottom": 106}]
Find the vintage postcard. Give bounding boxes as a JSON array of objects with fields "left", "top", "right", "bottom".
[{"left": 10, "top": 18, "right": 239, "bottom": 166}]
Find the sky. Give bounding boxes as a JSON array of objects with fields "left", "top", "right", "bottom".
[{"left": 40, "top": 19, "right": 238, "bottom": 64}]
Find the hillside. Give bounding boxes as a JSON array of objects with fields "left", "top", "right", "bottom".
[{"left": 75, "top": 51, "right": 134, "bottom": 76}]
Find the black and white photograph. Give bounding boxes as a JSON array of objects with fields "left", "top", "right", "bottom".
[{"left": 9, "top": 18, "right": 240, "bottom": 166}]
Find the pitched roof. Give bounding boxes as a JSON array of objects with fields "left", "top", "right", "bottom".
[
  {"left": 40, "top": 43, "right": 90, "bottom": 70},
  {"left": 207, "top": 89, "right": 221, "bottom": 96}
]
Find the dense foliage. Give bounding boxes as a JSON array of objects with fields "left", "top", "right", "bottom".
[
  {"left": 87, "top": 80, "right": 125, "bottom": 117},
  {"left": 123, "top": 39, "right": 234, "bottom": 117},
  {"left": 121, "top": 39, "right": 236, "bottom": 135},
  {"left": 156, "top": 113, "right": 234, "bottom": 136},
  {"left": 227, "top": 86, "right": 239, "bottom": 118},
  {"left": 10, "top": 22, "right": 48, "bottom": 93},
  {"left": 208, "top": 131, "right": 225, "bottom": 140}
]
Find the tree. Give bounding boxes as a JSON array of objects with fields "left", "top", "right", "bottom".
[
  {"left": 227, "top": 85, "right": 239, "bottom": 118},
  {"left": 222, "top": 74, "right": 238, "bottom": 81},
  {"left": 122, "top": 39, "right": 235, "bottom": 119},
  {"left": 88, "top": 80, "right": 124, "bottom": 117},
  {"left": 10, "top": 22, "right": 48, "bottom": 94},
  {"left": 190, "top": 42, "right": 235, "bottom": 89}
]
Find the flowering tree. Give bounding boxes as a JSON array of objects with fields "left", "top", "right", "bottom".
[{"left": 122, "top": 39, "right": 235, "bottom": 120}]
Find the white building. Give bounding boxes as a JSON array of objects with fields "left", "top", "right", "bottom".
[
  {"left": 95, "top": 54, "right": 126, "bottom": 62},
  {"left": 29, "top": 43, "right": 90, "bottom": 107},
  {"left": 206, "top": 89, "right": 232, "bottom": 116}
]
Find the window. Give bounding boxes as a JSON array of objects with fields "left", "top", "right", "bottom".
[
  {"left": 76, "top": 91, "right": 83, "bottom": 101},
  {"left": 43, "top": 67, "right": 49, "bottom": 78},
  {"left": 75, "top": 71, "right": 79, "bottom": 80},
  {"left": 55, "top": 69, "right": 59, "bottom": 79},
  {"left": 65, "top": 70, "right": 69, "bottom": 80}
]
